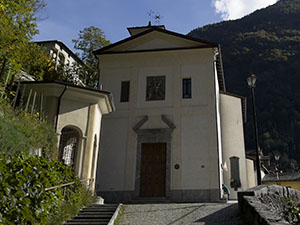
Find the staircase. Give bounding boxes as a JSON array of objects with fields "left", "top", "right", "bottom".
[
  {"left": 65, "top": 204, "right": 120, "bottom": 225},
  {"left": 130, "top": 197, "right": 171, "bottom": 204}
]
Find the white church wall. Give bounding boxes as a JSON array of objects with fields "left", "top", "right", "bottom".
[
  {"left": 180, "top": 115, "right": 219, "bottom": 189},
  {"left": 246, "top": 159, "right": 256, "bottom": 188},
  {"left": 57, "top": 98, "right": 89, "bottom": 133},
  {"left": 220, "top": 93, "right": 248, "bottom": 200}
]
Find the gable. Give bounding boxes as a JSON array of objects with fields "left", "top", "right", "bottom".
[
  {"left": 94, "top": 27, "right": 219, "bottom": 55},
  {"left": 110, "top": 31, "right": 204, "bottom": 52}
]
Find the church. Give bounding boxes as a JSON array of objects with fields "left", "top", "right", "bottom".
[{"left": 94, "top": 24, "right": 256, "bottom": 202}]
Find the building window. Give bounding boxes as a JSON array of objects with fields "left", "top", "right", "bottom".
[
  {"left": 146, "top": 76, "right": 165, "bottom": 101},
  {"left": 120, "top": 81, "right": 130, "bottom": 102},
  {"left": 51, "top": 49, "right": 57, "bottom": 61},
  {"left": 230, "top": 156, "right": 241, "bottom": 190},
  {"left": 182, "top": 78, "right": 192, "bottom": 99},
  {"left": 58, "top": 52, "right": 65, "bottom": 66}
]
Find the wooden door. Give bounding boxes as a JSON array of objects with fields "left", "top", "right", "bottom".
[{"left": 140, "top": 143, "right": 166, "bottom": 197}]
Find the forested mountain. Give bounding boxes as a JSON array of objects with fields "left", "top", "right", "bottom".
[{"left": 189, "top": 0, "right": 300, "bottom": 171}]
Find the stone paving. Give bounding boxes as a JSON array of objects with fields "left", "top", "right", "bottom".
[{"left": 117, "top": 202, "right": 241, "bottom": 225}]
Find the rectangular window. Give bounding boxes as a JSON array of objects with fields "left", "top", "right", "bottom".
[
  {"left": 120, "top": 81, "right": 130, "bottom": 102},
  {"left": 182, "top": 78, "right": 192, "bottom": 98}
]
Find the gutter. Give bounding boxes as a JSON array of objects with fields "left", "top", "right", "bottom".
[{"left": 55, "top": 85, "right": 67, "bottom": 132}]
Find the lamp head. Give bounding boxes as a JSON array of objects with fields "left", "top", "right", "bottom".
[{"left": 247, "top": 74, "right": 256, "bottom": 87}]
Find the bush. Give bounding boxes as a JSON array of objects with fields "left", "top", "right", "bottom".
[
  {"left": 0, "top": 154, "right": 93, "bottom": 225},
  {"left": 284, "top": 198, "right": 300, "bottom": 225},
  {"left": 47, "top": 187, "right": 96, "bottom": 225},
  {"left": 0, "top": 100, "right": 57, "bottom": 158}
]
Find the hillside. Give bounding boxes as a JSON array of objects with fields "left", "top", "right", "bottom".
[{"left": 189, "top": 0, "right": 300, "bottom": 171}]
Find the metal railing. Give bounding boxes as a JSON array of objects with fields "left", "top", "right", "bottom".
[{"left": 45, "top": 178, "right": 94, "bottom": 193}]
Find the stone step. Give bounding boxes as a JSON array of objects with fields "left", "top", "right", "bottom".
[
  {"left": 80, "top": 208, "right": 116, "bottom": 212},
  {"left": 75, "top": 214, "right": 114, "bottom": 219},
  {"left": 89, "top": 204, "right": 118, "bottom": 207},
  {"left": 74, "top": 213, "right": 113, "bottom": 219},
  {"left": 77, "top": 212, "right": 115, "bottom": 217},
  {"left": 65, "top": 203, "right": 119, "bottom": 225},
  {"left": 130, "top": 197, "right": 171, "bottom": 204},
  {"left": 67, "top": 218, "right": 110, "bottom": 222},
  {"left": 66, "top": 222, "right": 108, "bottom": 225}
]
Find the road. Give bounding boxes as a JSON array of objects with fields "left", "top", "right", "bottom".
[{"left": 117, "top": 202, "right": 241, "bottom": 225}]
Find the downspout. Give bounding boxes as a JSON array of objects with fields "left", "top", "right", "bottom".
[
  {"left": 55, "top": 85, "right": 67, "bottom": 132},
  {"left": 213, "top": 47, "right": 224, "bottom": 201}
]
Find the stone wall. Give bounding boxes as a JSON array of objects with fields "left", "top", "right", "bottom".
[{"left": 238, "top": 185, "right": 300, "bottom": 225}]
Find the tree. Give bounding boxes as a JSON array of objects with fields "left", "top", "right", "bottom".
[
  {"left": 72, "top": 26, "right": 110, "bottom": 87},
  {"left": 21, "top": 42, "right": 57, "bottom": 81},
  {"left": 0, "top": 0, "right": 46, "bottom": 82}
]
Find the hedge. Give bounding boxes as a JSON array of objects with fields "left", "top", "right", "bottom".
[{"left": 0, "top": 154, "right": 92, "bottom": 225}]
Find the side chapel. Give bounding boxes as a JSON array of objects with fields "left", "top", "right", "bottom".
[
  {"left": 18, "top": 80, "right": 114, "bottom": 191},
  {"left": 94, "top": 24, "right": 256, "bottom": 202}
]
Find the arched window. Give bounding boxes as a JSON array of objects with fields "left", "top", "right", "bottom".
[{"left": 59, "top": 127, "right": 80, "bottom": 169}]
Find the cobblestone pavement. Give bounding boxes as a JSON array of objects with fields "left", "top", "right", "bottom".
[{"left": 118, "top": 203, "right": 240, "bottom": 225}]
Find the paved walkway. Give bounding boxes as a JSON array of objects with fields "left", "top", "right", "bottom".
[{"left": 118, "top": 202, "right": 241, "bottom": 225}]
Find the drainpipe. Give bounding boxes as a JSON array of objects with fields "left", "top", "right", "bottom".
[
  {"left": 55, "top": 85, "right": 67, "bottom": 132},
  {"left": 213, "top": 47, "right": 224, "bottom": 201}
]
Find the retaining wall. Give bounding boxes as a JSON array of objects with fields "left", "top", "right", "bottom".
[{"left": 238, "top": 185, "right": 300, "bottom": 225}]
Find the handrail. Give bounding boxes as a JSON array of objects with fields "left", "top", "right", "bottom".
[{"left": 45, "top": 178, "right": 94, "bottom": 191}]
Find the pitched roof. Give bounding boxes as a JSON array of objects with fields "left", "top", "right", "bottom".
[
  {"left": 93, "top": 26, "right": 226, "bottom": 91},
  {"left": 20, "top": 80, "right": 115, "bottom": 111},
  {"left": 35, "top": 40, "right": 84, "bottom": 66},
  {"left": 93, "top": 26, "right": 219, "bottom": 55},
  {"left": 263, "top": 172, "right": 300, "bottom": 182}
]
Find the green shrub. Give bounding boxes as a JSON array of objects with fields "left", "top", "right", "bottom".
[
  {"left": 0, "top": 100, "right": 57, "bottom": 159},
  {"left": 47, "top": 187, "right": 96, "bottom": 225},
  {"left": 284, "top": 198, "right": 300, "bottom": 225},
  {"left": 0, "top": 154, "right": 92, "bottom": 225}
]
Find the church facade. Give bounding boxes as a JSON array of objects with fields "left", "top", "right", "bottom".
[{"left": 94, "top": 24, "right": 255, "bottom": 202}]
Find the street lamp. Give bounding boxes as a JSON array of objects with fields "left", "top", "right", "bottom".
[
  {"left": 274, "top": 154, "right": 280, "bottom": 184},
  {"left": 247, "top": 74, "right": 262, "bottom": 185}
]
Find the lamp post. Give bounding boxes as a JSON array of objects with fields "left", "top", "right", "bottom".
[
  {"left": 275, "top": 154, "right": 280, "bottom": 184},
  {"left": 247, "top": 74, "right": 262, "bottom": 185}
]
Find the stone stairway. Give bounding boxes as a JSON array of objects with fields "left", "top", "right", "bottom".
[
  {"left": 130, "top": 197, "right": 171, "bottom": 204},
  {"left": 65, "top": 204, "right": 120, "bottom": 225}
]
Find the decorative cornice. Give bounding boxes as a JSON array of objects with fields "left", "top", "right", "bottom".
[
  {"left": 161, "top": 115, "right": 176, "bottom": 129},
  {"left": 133, "top": 115, "right": 176, "bottom": 133},
  {"left": 133, "top": 115, "right": 148, "bottom": 132}
]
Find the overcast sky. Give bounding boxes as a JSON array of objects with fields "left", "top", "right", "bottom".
[{"left": 34, "top": 0, "right": 278, "bottom": 52}]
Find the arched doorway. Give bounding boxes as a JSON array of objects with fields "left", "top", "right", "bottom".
[{"left": 59, "top": 127, "right": 80, "bottom": 170}]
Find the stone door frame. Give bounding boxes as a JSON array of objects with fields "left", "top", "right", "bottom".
[{"left": 133, "top": 115, "right": 175, "bottom": 199}]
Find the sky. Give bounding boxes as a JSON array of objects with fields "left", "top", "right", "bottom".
[{"left": 33, "top": 0, "right": 278, "bottom": 52}]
